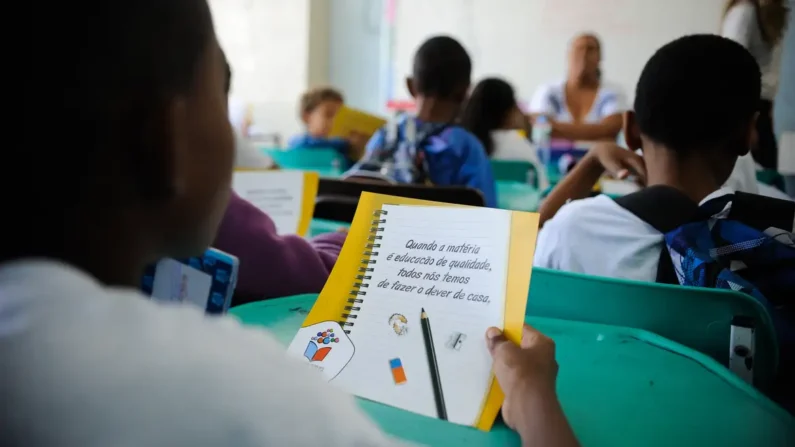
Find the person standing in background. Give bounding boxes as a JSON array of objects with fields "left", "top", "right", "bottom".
[
  {"left": 775, "top": 0, "right": 795, "bottom": 195},
  {"left": 528, "top": 33, "right": 628, "bottom": 142},
  {"left": 722, "top": 0, "right": 789, "bottom": 170}
]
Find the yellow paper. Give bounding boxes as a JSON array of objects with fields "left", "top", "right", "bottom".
[
  {"left": 298, "top": 192, "right": 538, "bottom": 431},
  {"left": 329, "top": 106, "right": 387, "bottom": 159}
]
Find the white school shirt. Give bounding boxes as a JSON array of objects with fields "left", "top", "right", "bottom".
[
  {"left": 725, "top": 153, "right": 759, "bottom": 195},
  {"left": 528, "top": 80, "right": 628, "bottom": 123},
  {"left": 722, "top": 2, "right": 782, "bottom": 101},
  {"left": 533, "top": 188, "right": 734, "bottom": 281},
  {"left": 490, "top": 130, "right": 550, "bottom": 189},
  {"left": 0, "top": 260, "right": 407, "bottom": 447}
]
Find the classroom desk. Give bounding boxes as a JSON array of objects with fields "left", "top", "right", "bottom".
[
  {"left": 308, "top": 218, "right": 349, "bottom": 237},
  {"left": 230, "top": 295, "right": 794, "bottom": 447},
  {"left": 495, "top": 181, "right": 542, "bottom": 212}
]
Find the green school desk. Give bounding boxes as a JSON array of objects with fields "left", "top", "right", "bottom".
[
  {"left": 230, "top": 295, "right": 794, "bottom": 447},
  {"left": 308, "top": 218, "right": 349, "bottom": 237},
  {"left": 495, "top": 181, "right": 542, "bottom": 212}
]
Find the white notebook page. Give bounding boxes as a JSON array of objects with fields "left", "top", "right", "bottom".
[
  {"left": 332, "top": 204, "right": 512, "bottom": 426},
  {"left": 232, "top": 171, "right": 306, "bottom": 235}
]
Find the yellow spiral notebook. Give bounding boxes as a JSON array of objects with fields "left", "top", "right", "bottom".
[{"left": 287, "top": 192, "right": 538, "bottom": 430}]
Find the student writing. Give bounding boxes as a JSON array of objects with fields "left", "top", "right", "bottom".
[{"left": 3, "top": 1, "right": 579, "bottom": 445}]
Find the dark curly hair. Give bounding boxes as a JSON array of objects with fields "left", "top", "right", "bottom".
[
  {"left": 412, "top": 36, "right": 472, "bottom": 101},
  {"left": 633, "top": 34, "right": 760, "bottom": 155}
]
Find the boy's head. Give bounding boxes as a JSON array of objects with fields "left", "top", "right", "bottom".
[
  {"left": 408, "top": 36, "right": 472, "bottom": 104},
  {"left": 12, "top": 0, "right": 234, "bottom": 280},
  {"left": 300, "top": 87, "right": 344, "bottom": 138},
  {"left": 624, "top": 34, "right": 760, "bottom": 185}
]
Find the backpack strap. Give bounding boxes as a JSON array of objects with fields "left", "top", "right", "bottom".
[
  {"left": 729, "top": 192, "right": 795, "bottom": 232},
  {"left": 614, "top": 185, "right": 701, "bottom": 284},
  {"left": 410, "top": 122, "right": 453, "bottom": 184}
]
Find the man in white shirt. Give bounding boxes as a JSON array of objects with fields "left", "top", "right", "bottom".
[
  {"left": 4, "top": 1, "right": 579, "bottom": 446},
  {"left": 535, "top": 35, "right": 767, "bottom": 279}
]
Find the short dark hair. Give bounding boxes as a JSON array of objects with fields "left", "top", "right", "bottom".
[
  {"left": 633, "top": 34, "right": 761, "bottom": 154},
  {"left": 300, "top": 87, "right": 344, "bottom": 115},
  {"left": 412, "top": 36, "right": 472, "bottom": 100},
  {"left": 460, "top": 78, "right": 517, "bottom": 156}
]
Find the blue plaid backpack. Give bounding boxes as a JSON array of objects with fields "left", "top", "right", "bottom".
[
  {"left": 344, "top": 116, "right": 451, "bottom": 184},
  {"left": 616, "top": 185, "right": 795, "bottom": 405}
]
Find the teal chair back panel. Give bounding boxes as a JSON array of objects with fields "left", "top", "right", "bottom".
[
  {"left": 230, "top": 295, "right": 794, "bottom": 447},
  {"left": 527, "top": 268, "right": 778, "bottom": 390},
  {"left": 264, "top": 148, "right": 344, "bottom": 170},
  {"left": 489, "top": 160, "right": 536, "bottom": 186},
  {"left": 495, "top": 181, "right": 542, "bottom": 212}
]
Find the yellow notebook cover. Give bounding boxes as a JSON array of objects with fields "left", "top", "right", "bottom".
[
  {"left": 329, "top": 106, "right": 387, "bottom": 158},
  {"left": 287, "top": 192, "right": 538, "bottom": 430},
  {"left": 232, "top": 170, "right": 318, "bottom": 236}
]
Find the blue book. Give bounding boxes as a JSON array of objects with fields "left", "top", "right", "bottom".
[{"left": 141, "top": 248, "right": 239, "bottom": 314}]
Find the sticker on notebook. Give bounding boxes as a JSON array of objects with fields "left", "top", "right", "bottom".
[
  {"left": 447, "top": 332, "right": 466, "bottom": 351},
  {"left": 389, "top": 358, "right": 407, "bottom": 385},
  {"left": 286, "top": 321, "right": 355, "bottom": 381},
  {"left": 388, "top": 313, "right": 409, "bottom": 336}
]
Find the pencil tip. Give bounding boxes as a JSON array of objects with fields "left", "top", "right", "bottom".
[{"left": 421, "top": 307, "right": 425, "bottom": 312}]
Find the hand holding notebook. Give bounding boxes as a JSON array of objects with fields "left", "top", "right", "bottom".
[{"left": 287, "top": 192, "right": 539, "bottom": 430}]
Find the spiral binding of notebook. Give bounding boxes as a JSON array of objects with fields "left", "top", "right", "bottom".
[{"left": 340, "top": 209, "right": 387, "bottom": 334}]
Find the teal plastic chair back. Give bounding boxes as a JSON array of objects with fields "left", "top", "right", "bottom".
[
  {"left": 756, "top": 169, "right": 785, "bottom": 190},
  {"left": 489, "top": 160, "right": 538, "bottom": 187},
  {"left": 230, "top": 296, "right": 794, "bottom": 447},
  {"left": 527, "top": 268, "right": 778, "bottom": 391},
  {"left": 264, "top": 148, "right": 345, "bottom": 170}
]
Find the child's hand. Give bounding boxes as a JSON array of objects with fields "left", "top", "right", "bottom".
[
  {"left": 590, "top": 143, "right": 646, "bottom": 184},
  {"left": 347, "top": 132, "right": 369, "bottom": 151}
]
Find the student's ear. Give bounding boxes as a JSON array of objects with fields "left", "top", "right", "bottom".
[
  {"left": 406, "top": 77, "right": 417, "bottom": 98},
  {"left": 623, "top": 111, "right": 642, "bottom": 151},
  {"left": 741, "top": 112, "right": 759, "bottom": 156},
  {"left": 300, "top": 111, "right": 310, "bottom": 125},
  {"left": 127, "top": 97, "right": 190, "bottom": 202}
]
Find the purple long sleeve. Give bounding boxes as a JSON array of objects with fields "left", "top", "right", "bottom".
[{"left": 213, "top": 192, "right": 346, "bottom": 300}]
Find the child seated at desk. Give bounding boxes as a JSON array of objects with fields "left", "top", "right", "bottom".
[
  {"left": 3, "top": 2, "right": 581, "bottom": 444},
  {"left": 348, "top": 36, "right": 497, "bottom": 207},
  {"left": 214, "top": 58, "right": 344, "bottom": 302},
  {"left": 287, "top": 87, "right": 365, "bottom": 168},
  {"left": 461, "top": 77, "right": 549, "bottom": 190},
  {"left": 535, "top": 34, "right": 793, "bottom": 283}
]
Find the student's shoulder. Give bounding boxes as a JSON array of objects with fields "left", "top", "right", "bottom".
[
  {"left": 542, "top": 194, "right": 641, "bottom": 237},
  {"left": 2, "top": 263, "right": 387, "bottom": 445}
]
